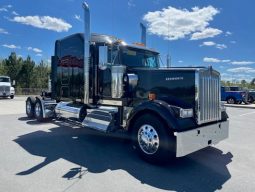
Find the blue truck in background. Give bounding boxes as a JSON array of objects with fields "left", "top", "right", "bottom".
[{"left": 221, "top": 86, "right": 248, "bottom": 104}]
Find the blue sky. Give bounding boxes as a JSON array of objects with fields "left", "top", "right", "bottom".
[{"left": 0, "top": 0, "right": 255, "bottom": 82}]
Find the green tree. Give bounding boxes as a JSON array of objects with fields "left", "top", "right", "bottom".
[
  {"left": 240, "top": 79, "right": 247, "bottom": 88},
  {"left": 0, "top": 59, "right": 7, "bottom": 75},
  {"left": 31, "top": 60, "right": 50, "bottom": 89},
  {"left": 4, "top": 52, "right": 23, "bottom": 83},
  {"left": 18, "top": 56, "right": 35, "bottom": 88}
]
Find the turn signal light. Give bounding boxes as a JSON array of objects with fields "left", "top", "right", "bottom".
[{"left": 148, "top": 92, "right": 156, "bottom": 101}]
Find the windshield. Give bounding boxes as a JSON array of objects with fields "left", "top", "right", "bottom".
[
  {"left": 107, "top": 46, "right": 159, "bottom": 68},
  {"left": 230, "top": 87, "right": 242, "bottom": 91},
  {"left": 121, "top": 47, "right": 159, "bottom": 68},
  {"left": 0, "top": 77, "right": 10, "bottom": 82}
]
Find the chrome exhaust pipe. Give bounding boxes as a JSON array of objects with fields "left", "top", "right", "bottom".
[
  {"left": 83, "top": 2, "right": 90, "bottom": 104},
  {"left": 140, "top": 23, "right": 146, "bottom": 46}
]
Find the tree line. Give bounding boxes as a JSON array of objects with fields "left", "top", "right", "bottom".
[
  {"left": 0, "top": 52, "right": 50, "bottom": 94},
  {"left": 1, "top": 52, "right": 255, "bottom": 94},
  {"left": 221, "top": 79, "right": 255, "bottom": 90}
]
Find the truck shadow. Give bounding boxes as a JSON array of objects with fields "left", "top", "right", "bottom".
[{"left": 15, "top": 118, "right": 232, "bottom": 192}]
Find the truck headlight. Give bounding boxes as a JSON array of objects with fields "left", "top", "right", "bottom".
[{"left": 180, "top": 108, "right": 193, "bottom": 118}]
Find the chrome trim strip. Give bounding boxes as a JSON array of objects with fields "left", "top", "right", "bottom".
[
  {"left": 111, "top": 65, "right": 126, "bottom": 98},
  {"left": 83, "top": 2, "right": 90, "bottom": 104},
  {"left": 98, "top": 99, "right": 123, "bottom": 106}
]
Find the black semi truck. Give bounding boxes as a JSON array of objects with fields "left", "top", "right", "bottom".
[{"left": 25, "top": 2, "right": 229, "bottom": 163}]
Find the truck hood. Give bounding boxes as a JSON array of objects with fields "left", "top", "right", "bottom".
[{"left": 129, "top": 68, "right": 196, "bottom": 108}]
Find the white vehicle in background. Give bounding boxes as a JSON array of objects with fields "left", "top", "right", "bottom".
[{"left": 0, "top": 76, "right": 15, "bottom": 99}]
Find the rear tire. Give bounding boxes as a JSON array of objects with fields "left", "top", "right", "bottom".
[
  {"left": 34, "top": 99, "right": 44, "bottom": 122},
  {"left": 131, "top": 114, "right": 175, "bottom": 164},
  {"left": 248, "top": 96, "right": 254, "bottom": 104},
  {"left": 26, "top": 97, "right": 36, "bottom": 118}
]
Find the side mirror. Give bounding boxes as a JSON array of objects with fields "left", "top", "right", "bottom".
[
  {"left": 12, "top": 80, "right": 16, "bottom": 86},
  {"left": 99, "top": 46, "right": 108, "bottom": 68}
]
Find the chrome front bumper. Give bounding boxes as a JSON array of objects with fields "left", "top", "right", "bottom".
[{"left": 174, "top": 120, "right": 229, "bottom": 157}]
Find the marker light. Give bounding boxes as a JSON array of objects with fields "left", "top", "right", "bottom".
[
  {"left": 148, "top": 92, "right": 156, "bottom": 101},
  {"left": 180, "top": 108, "right": 193, "bottom": 118}
]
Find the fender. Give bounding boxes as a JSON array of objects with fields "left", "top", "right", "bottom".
[
  {"left": 126, "top": 100, "right": 178, "bottom": 133},
  {"left": 126, "top": 100, "right": 197, "bottom": 133}
]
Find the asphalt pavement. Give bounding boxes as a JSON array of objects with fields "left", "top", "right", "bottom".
[{"left": 0, "top": 96, "right": 255, "bottom": 192}]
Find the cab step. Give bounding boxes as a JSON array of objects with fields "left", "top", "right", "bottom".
[{"left": 82, "top": 106, "right": 118, "bottom": 132}]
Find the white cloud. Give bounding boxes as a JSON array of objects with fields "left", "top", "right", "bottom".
[
  {"left": 231, "top": 61, "right": 255, "bottom": 65},
  {"left": 28, "top": 47, "right": 42, "bottom": 53},
  {"left": 190, "top": 27, "right": 222, "bottom": 40},
  {"left": 0, "top": 8, "right": 8, "bottom": 12},
  {"left": 230, "top": 41, "right": 236, "bottom": 44},
  {"left": 12, "top": 16, "right": 72, "bottom": 32},
  {"left": 178, "top": 60, "right": 183, "bottom": 63},
  {"left": 215, "top": 43, "right": 227, "bottom": 49},
  {"left": 221, "top": 73, "right": 253, "bottom": 82},
  {"left": 128, "top": 0, "right": 135, "bottom": 8},
  {"left": 36, "top": 53, "right": 42, "bottom": 57},
  {"left": 225, "top": 31, "right": 232, "bottom": 36},
  {"left": 227, "top": 67, "right": 255, "bottom": 73},
  {"left": 0, "top": 5, "right": 12, "bottom": 12},
  {"left": 0, "top": 28, "right": 8, "bottom": 34},
  {"left": 12, "top": 11, "right": 19, "bottom": 16},
  {"left": 200, "top": 41, "right": 216, "bottom": 46},
  {"left": 200, "top": 41, "right": 227, "bottom": 49},
  {"left": 203, "top": 57, "right": 230, "bottom": 63},
  {"left": 2, "top": 44, "right": 21, "bottom": 49},
  {"left": 203, "top": 57, "right": 221, "bottom": 63},
  {"left": 143, "top": 5, "right": 221, "bottom": 41}
]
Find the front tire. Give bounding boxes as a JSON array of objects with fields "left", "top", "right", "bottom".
[
  {"left": 132, "top": 114, "right": 175, "bottom": 164},
  {"left": 10, "top": 95, "right": 14, "bottom": 99},
  {"left": 227, "top": 97, "right": 236, "bottom": 104}
]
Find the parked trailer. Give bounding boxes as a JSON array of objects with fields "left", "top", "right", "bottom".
[{"left": 25, "top": 2, "right": 229, "bottom": 163}]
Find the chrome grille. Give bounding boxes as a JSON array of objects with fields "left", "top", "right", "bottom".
[
  {"left": 196, "top": 68, "right": 221, "bottom": 124},
  {"left": 0, "top": 86, "right": 10, "bottom": 92}
]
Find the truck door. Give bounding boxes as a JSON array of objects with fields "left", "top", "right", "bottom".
[{"left": 97, "top": 45, "right": 126, "bottom": 100}]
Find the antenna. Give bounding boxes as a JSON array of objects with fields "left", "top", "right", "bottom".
[
  {"left": 140, "top": 23, "right": 146, "bottom": 46},
  {"left": 166, "top": 17, "right": 171, "bottom": 68}
]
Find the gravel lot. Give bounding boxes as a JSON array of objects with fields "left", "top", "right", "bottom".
[{"left": 0, "top": 96, "right": 255, "bottom": 192}]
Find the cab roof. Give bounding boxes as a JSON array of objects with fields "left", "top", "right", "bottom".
[{"left": 57, "top": 33, "right": 159, "bottom": 54}]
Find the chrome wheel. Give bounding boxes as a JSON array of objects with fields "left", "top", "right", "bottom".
[
  {"left": 35, "top": 102, "right": 41, "bottom": 117},
  {"left": 26, "top": 101, "right": 31, "bottom": 114},
  {"left": 138, "top": 124, "right": 159, "bottom": 155}
]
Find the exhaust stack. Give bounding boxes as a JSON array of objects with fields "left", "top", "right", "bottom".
[
  {"left": 83, "top": 2, "right": 90, "bottom": 104},
  {"left": 140, "top": 23, "right": 146, "bottom": 46}
]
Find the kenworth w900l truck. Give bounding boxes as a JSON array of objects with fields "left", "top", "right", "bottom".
[{"left": 25, "top": 2, "right": 229, "bottom": 163}]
